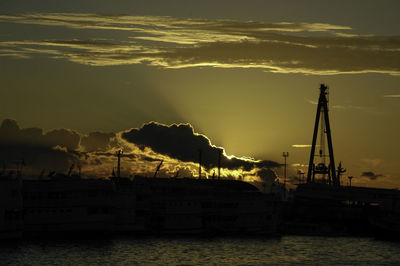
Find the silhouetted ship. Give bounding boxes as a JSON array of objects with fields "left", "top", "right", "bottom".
[
  {"left": 284, "top": 84, "right": 400, "bottom": 238},
  {"left": 23, "top": 175, "right": 115, "bottom": 236},
  {"left": 110, "top": 150, "right": 282, "bottom": 236},
  {"left": 16, "top": 174, "right": 281, "bottom": 237},
  {"left": 0, "top": 149, "right": 282, "bottom": 239},
  {"left": 125, "top": 176, "right": 280, "bottom": 235}
]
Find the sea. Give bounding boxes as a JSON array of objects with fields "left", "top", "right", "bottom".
[{"left": 1, "top": 235, "right": 400, "bottom": 265}]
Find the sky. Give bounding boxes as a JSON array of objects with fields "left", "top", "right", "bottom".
[{"left": 0, "top": 0, "right": 399, "bottom": 188}]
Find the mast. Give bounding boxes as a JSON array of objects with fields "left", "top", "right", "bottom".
[
  {"left": 306, "top": 84, "right": 338, "bottom": 186},
  {"left": 198, "top": 149, "right": 202, "bottom": 179},
  {"left": 218, "top": 149, "right": 221, "bottom": 180},
  {"left": 153, "top": 160, "right": 163, "bottom": 178},
  {"left": 283, "top": 152, "right": 289, "bottom": 189},
  {"left": 117, "top": 150, "right": 122, "bottom": 178}
]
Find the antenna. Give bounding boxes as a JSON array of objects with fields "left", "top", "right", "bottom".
[
  {"left": 48, "top": 171, "right": 56, "bottom": 177},
  {"left": 337, "top": 162, "right": 346, "bottom": 186},
  {"left": 153, "top": 160, "right": 163, "bottom": 178},
  {"left": 198, "top": 149, "right": 202, "bottom": 179},
  {"left": 68, "top": 163, "right": 74, "bottom": 176},
  {"left": 282, "top": 152, "right": 289, "bottom": 189},
  {"left": 174, "top": 169, "right": 180, "bottom": 178},
  {"left": 218, "top": 149, "right": 222, "bottom": 180}
]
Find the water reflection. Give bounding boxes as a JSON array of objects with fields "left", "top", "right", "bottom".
[{"left": 1, "top": 236, "right": 400, "bottom": 265}]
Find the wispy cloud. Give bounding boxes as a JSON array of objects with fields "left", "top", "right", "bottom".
[
  {"left": 292, "top": 163, "right": 308, "bottom": 168},
  {"left": 292, "top": 144, "right": 312, "bottom": 148},
  {"left": 332, "top": 105, "right": 346, "bottom": 109},
  {"left": 305, "top": 98, "right": 384, "bottom": 115},
  {"left": 0, "top": 13, "right": 351, "bottom": 36},
  {"left": 1, "top": 13, "right": 400, "bottom": 75},
  {"left": 383, "top": 94, "right": 400, "bottom": 98},
  {"left": 306, "top": 99, "right": 318, "bottom": 105},
  {"left": 333, "top": 104, "right": 366, "bottom": 110}
]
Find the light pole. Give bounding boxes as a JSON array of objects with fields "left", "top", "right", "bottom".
[
  {"left": 282, "top": 152, "right": 289, "bottom": 188},
  {"left": 348, "top": 176, "right": 353, "bottom": 187}
]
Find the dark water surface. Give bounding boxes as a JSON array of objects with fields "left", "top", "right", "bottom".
[{"left": 1, "top": 236, "right": 400, "bottom": 265}]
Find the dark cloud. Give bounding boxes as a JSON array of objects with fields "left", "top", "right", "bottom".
[
  {"left": 257, "top": 169, "right": 278, "bottom": 184},
  {"left": 361, "top": 171, "right": 384, "bottom": 180},
  {"left": 45, "top": 129, "right": 80, "bottom": 151},
  {"left": 0, "top": 119, "right": 46, "bottom": 147},
  {"left": 80, "top": 132, "right": 115, "bottom": 152},
  {"left": 142, "top": 156, "right": 163, "bottom": 162},
  {"left": 20, "top": 127, "right": 45, "bottom": 145},
  {"left": 121, "top": 122, "right": 278, "bottom": 170},
  {"left": 0, "top": 119, "right": 77, "bottom": 174},
  {"left": 0, "top": 119, "right": 20, "bottom": 142},
  {"left": 0, "top": 119, "right": 279, "bottom": 177}
]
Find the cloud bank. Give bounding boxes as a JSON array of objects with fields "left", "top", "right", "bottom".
[
  {"left": 383, "top": 94, "right": 400, "bottom": 98},
  {"left": 0, "top": 119, "right": 278, "bottom": 180},
  {"left": 0, "top": 119, "right": 79, "bottom": 174},
  {"left": 1, "top": 13, "right": 400, "bottom": 75},
  {"left": 121, "top": 122, "right": 278, "bottom": 171}
]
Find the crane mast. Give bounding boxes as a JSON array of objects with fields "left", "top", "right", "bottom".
[{"left": 306, "top": 84, "right": 339, "bottom": 186}]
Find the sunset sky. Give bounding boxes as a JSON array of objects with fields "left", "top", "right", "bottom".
[{"left": 1, "top": 1, "right": 399, "bottom": 188}]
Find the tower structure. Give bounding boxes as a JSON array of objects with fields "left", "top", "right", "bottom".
[{"left": 306, "top": 84, "right": 339, "bottom": 186}]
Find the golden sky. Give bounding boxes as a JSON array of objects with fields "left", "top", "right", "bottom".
[{"left": 1, "top": 0, "right": 399, "bottom": 188}]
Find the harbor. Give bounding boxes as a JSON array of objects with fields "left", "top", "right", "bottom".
[{"left": 1, "top": 84, "right": 400, "bottom": 241}]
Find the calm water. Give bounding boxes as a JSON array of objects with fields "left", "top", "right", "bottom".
[{"left": 1, "top": 236, "right": 400, "bottom": 265}]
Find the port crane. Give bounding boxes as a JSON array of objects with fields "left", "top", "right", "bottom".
[{"left": 306, "top": 84, "right": 342, "bottom": 186}]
